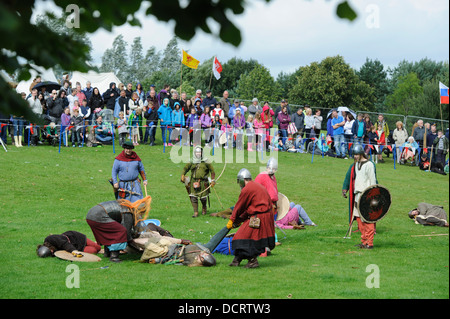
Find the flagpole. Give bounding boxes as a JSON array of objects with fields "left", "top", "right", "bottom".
[{"left": 209, "top": 56, "right": 215, "bottom": 90}]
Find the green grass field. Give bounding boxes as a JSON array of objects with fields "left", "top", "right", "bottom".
[{"left": 0, "top": 134, "right": 448, "bottom": 300}]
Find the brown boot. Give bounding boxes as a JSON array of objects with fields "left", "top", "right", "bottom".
[
  {"left": 229, "top": 256, "right": 242, "bottom": 267},
  {"left": 245, "top": 257, "right": 259, "bottom": 268}
]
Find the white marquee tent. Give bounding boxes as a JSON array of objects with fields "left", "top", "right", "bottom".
[{"left": 69, "top": 71, "right": 122, "bottom": 94}]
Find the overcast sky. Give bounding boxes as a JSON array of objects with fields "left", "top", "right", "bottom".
[{"left": 34, "top": 0, "right": 449, "bottom": 77}]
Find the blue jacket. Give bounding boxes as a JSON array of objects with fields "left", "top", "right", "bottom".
[
  {"left": 172, "top": 105, "right": 185, "bottom": 127},
  {"left": 158, "top": 105, "right": 172, "bottom": 126}
]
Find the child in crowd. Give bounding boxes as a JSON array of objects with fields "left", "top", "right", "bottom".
[
  {"left": 43, "top": 122, "right": 59, "bottom": 146},
  {"left": 86, "top": 127, "right": 102, "bottom": 147},
  {"left": 70, "top": 108, "right": 84, "bottom": 147},
  {"left": 60, "top": 107, "right": 71, "bottom": 147},
  {"left": 253, "top": 111, "right": 264, "bottom": 151},
  {"left": 366, "top": 125, "right": 378, "bottom": 161},
  {"left": 213, "top": 114, "right": 222, "bottom": 147},
  {"left": 186, "top": 107, "right": 199, "bottom": 146},
  {"left": 128, "top": 108, "right": 142, "bottom": 146},
  {"left": 117, "top": 111, "right": 128, "bottom": 147},
  {"left": 246, "top": 114, "right": 254, "bottom": 151},
  {"left": 376, "top": 122, "right": 386, "bottom": 163},
  {"left": 221, "top": 118, "right": 232, "bottom": 149}
]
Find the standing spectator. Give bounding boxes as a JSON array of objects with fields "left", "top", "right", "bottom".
[
  {"left": 426, "top": 123, "right": 438, "bottom": 159},
  {"left": 219, "top": 90, "right": 231, "bottom": 118},
  {"left": 343, "top": 113, "right": 356, "bottom": 157},
  {"left": 277, "top": 105, "right": 291, "bottom": 145},
  {"left": 60, "top": 79, "right": 72, "bottom": 96},
  {"left": 233, "top": 108, "right": 245, "bottom": 150},
  {"left": 246, "top": 114, "right": 255, "bottom": 152},
  {"left": 88, "top": 87, "right": 103, "bottom": 123},
  {"left": 261, "top": 103, "right": 274, "bottom": 150},
  {"left": 75, "top": 84, "right": 87, "bottom": 109},
  {"left": 172, "top": 102, "right": 185, "bottom": 145},
  {"left": 313, "top": 109, "right": 323, "bottom": 137},
  {"left": 103, "top": 82, "right": 120, "bottom": 111},
  {"left": 60, "top": 107, "right": 71, "bottom": 146},
  {"left": 228, "top": 99, "right": 240, "bottom": 124},
  {"left": 292, "top": 107, "right": 305, "bottom": 138},
  {"left": 331, "top": 109, "right": 345, "bottom": 158},
  {"left": 186, "top": 107, "right": 199, "bottom": 146},
  {"left": 190, "top": 89, "right": 202, "bottom": 107},
  {"left": 354, "top": 113, "right": 366, "bottom": 146},
  {"left": 143, "top": 102, "right": 158, "bottom": 146},
  {"left": 135, "top": 83, "right": 145, "bottom": 101},
  {"left": 274, "top": 100, "right": 291, "bottom": 125},
  {"left": 433, "top": 130, "right": 449, "bottom": 167},
  {"left": 304, "top": 108, "right": 315, "bottom": 150},
  {"left": 202, "top": 90, "right": 217, "bottom": 109},
  {"left": 158, "top": 97, "right": 173, "bottom": 146},
  {"left": 211, "top": 102, "right": 225, "bottom": 122},
  {"left": 125, "top": 83, "right": 134, "bottom": 99},
  {"left": 376, "top": 123, "right": 386, "bottom": 163},
  {"left": 412, "top": 119, "right": 426, "bottom": 151},
  {"left": 392, "top": 121, "right": 408, "bottom": 163},
  {"left": 28, "top": 88, "right": 43, "bottom": 145},
  {"left": 83, "top": 81, "right": 93, "bottom": 101},
  {"left": 201, "top": 105, "right": 213, "bottom": 145},
  {"left": 146, "top": 89, "right": 159, "bottom": 111},
  {"left": 253, "top": 111, "right": 264, "bottom": 151},
  {"left": 117, "top": 111, "right": 128, "bottom": 147},
  {"left": 70, "top": 108, "right": 83, "bottom": 147},
  {"left": 79, "top": 98, "right": 91, "bottom": 133},
  {"left": 377, "top": 114, "right": 389, "bottom": 136},
  {"left": 248, "top": 98, "right": 262, "bottom": 117}
]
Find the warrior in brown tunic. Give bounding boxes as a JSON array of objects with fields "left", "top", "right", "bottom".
[{"left": 181, "top": 146, "right": 215, "bottom": 217}]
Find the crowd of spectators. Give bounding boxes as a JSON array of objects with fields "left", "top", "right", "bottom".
[{"left": 0, "top": 77, "right": 448, "bottom": 174}]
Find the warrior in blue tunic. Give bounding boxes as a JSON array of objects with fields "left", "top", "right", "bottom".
[{"left": 112, "top": 141, "right": 147, "bottom": 202}]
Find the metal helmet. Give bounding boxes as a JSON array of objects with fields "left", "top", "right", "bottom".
[
  {"left": 352, "top": 144, "right": 365, "bottom": 156},
  {"left": 237, "top": 168, "right": 252, "bottom": 187},
  {"left": 36, "top": 245, "right": 52, "bottom": 258},
  {"left": 199, "top": 251, "right": 216, "bottom": 267},
  {"left": 266, "top": 157, "right": 278, "bottom": 175}
]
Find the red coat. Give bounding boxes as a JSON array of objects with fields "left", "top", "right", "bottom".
[{"left": 231, "top": 181, "right": 275, "bottom": 258}]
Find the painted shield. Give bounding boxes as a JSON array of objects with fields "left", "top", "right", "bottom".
[
  {"left": 54, "top": 250, "right": 101, "bottom": 262},
  {"left": 276, "top": 192, "right": 290, "bottom": 221},
  {"left": 357, "top": 185, "right": 391, "bottom": 223}
]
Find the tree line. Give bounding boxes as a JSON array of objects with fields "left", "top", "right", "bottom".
[{"left": 98, "top": 35, "right": 448, "bottom": 121}]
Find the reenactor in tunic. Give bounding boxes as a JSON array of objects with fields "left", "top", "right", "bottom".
[{"left": 181, "top": 146, "right": 215, "bottom": 217}]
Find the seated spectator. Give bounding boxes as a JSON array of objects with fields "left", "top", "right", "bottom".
[
  {"left": 42, "top": 122, "right": 59, "bottom": 146},
  {"left": 95, "top": 116, "right": 112, "bottom": 144},
  {"left": 408, "top": 203, "right": 448, "bottom": 227},
  {"left": 400, "top": 136, "right": 419, "bottom": 165}
]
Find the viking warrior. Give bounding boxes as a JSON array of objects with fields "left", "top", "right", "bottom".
[
  {"left": 112, "top": 141, "right": 147, "bottom": 202},
  {"left": 227, "top": 168, "right": 276, "bottom": 268},
  {"left": 36, "top": 231, "right": 101, "bottom": 258},
  {"left": 408, "top": 203, "right": 449, "bottom": 227},
  {"left": 86, "top": 196, "right": 152, "bottom": 262},
  {"left": 181, "top": 146, "right": 216, "bottom": 217},
  {"left": 342, "top": 144, "right": 378, "bottom": 249}
]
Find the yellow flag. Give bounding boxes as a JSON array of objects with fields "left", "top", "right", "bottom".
[{"left": 181, "top": 50, "right": 200, "bottom": 69}]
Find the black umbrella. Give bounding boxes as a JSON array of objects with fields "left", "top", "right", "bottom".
[{"left": 32, "top": 81, "right": 61, "bottom": 92}]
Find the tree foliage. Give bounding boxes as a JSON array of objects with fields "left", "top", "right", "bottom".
[{"left": 288, "top": 56, "right": 375, "bottom": 111}]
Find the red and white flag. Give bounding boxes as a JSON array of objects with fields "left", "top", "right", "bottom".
[{"left": 212, "top": 56, "right": 223, "bottom": 80}]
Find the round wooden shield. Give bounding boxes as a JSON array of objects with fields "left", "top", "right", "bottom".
[
  {"left": 219, "top": 132, "right": 227, "bottom": 145},
  {"left": 357, "top": 184, "right": 391, "bottom": 224},
  {"left": 276, "top": 192, "right": 290, "bottom": 221},
  {"left": 54, "top": 250, "right": 101, "bottom": 262}
]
